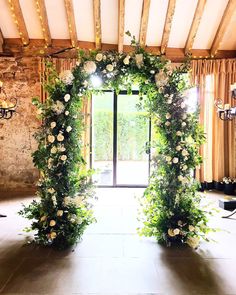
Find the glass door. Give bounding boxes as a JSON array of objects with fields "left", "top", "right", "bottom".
[{"left": 92, "top": 91, "right": 150, "bottom": 187}]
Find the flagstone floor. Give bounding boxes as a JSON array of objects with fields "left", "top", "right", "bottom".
[{"left": 0, "top": 188, "right": 236, "bottom": 295}]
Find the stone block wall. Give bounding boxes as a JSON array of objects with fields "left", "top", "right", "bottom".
[{"left": 0, "top": 57, "right": 41, "bottom": 189}]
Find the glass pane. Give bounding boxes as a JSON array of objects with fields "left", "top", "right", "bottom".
[
  {"left": 92, "top": 92, "right": 113, "bottom": 185},
  {"left": 117, "top": 94, "right": 149, "bottom": 185}
]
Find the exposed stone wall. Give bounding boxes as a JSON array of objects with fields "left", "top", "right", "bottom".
[{"left": 0, "top": 57, "right": 40, "bottom": 189}]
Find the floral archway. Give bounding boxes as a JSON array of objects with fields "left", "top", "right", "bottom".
[{"left": 20, "top": 38, "right": 210, "bottom": 250}]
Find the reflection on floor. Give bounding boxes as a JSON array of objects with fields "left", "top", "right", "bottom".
[{"left": 0, "top": 188, "right": 236, "bottom": 295}]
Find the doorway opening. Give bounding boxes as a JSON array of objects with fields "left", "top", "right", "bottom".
[{"left": 91, "top": 90, "right": 151, "bottom": 187}]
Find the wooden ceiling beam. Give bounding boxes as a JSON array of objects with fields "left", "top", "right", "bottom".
[
  {"left": 161, "top": 0, "right": 176, "bottom": 55},
  {"left": 35, "top": 0, "right": 51, "bottom": 47},
  {"left": 93, "top": 0, "right": 102, "bottom": 49},
  {"left": 64, "top": 0, "right": 77, "bottom": 48},
  {"left": 185, "top": 0, "right": 206, "bottom": 55},
  {"left": 210, "top": 0, "right": 236, "bottom": 57},
  {"left": 7, "top": 0, "right": 29, "bottom": 46},
  {"left": 0, "top": 29, "right": 4, "bottom": 52},
  {"left": 118, "top": 0, "right": 125, "bottom": 53},
  {"left": 139, "top": 0, "right": 151, "bottom": 47}
]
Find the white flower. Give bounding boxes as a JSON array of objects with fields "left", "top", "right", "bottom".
[
  {"left": 135, "top": 54, "right": 143, "bottom": 68},
  {"left": 155, "top": 70, "right": 169, "bottom": 87},
  {"left": 48, "top": 188, "right": 55, "bottom": 194},
  {"left": 50, "top": 146, "right": 57, "bottom": 154},
  {"left": 182, "top": 114, "right": 187, "bottom": 120},
  {"left": 59, "top": 70, "right": 74, "bottom": 85},
  {"left": 182, "top": 165, "right": 188, "bottom": 171},
  {"left": 166, "top": 113, "right": 171, "bottom": 119},
  {"left": 180, "top": 102, "right": 186, "bottom": 109},
  {"left": 176, "top": 145, "right": 182, "bottom": 151},
  {"left": 95, "top": 53, "right": 103, "bottom": 61},
  {"left": 106, "top": 64, "right": 114, "bottom": 72},
  {"left": 166, "top": 156, "right": 172, "bottom": 162},
  {"left": 74, "top": 195, "right": 83, "bottom": 207},
  {"left": 59, "top": 146, "right": 66, "bottom": 152},
  {"left": 83, "top": 80, "right": 88, "bottom": 88},
  {"left": 57, "top": 133, "right": 64, "bottom": 142},
  {"left": 150, "top": 70, "right": 155, "bottom": 74},
  {"left": 51, "top": 195, "right": 57, "bottom": 206},
  {"left": 172, "top": 157, "right": 179, "bottom": 164},
  {"left": 66, "top": 126, "right": 72, "bottom": 132},
  {"left": 168, "top": 228, "right": 175, "bottom": 237},
  {"left": 60, "top": 154, "right": 67, "bottom": 161},
  {"left": 173, "top": 228, "right": 180, "bottom": 235},
  {"left": 48, "top": 135, "right": 55, "bottom": 143},
  {"left": 65, "top": 111, "right": 69, "bottom": 116},
  {"left": 52, "top": 100, "right": 65, "bottom": 115},
  {"left": 176, "top": 131, "right": 182, "bottom": 136},
  {"left": 186, "top": 236, "right": 200, "bottom": 248},
  {"left": 189, "top": 225, "right": 195, "bottom": 232},
  {"left": 178, "top": 175, "right": 184, "bottom": 182},
  {"left": 37, "top": 109, "right": 42, "bottom": 115},
  {"left": 40, "top": 216, "right": 47, "bottom": 222},
  {"left": 182, "top": 149, "right": 189, "bottom": 156},
  {"left": 182, "top": 122, "right": 187, "bottom": 127},
  {"left": 50, "top": 122, "right": 56, "bottom": 129},
  {"left": 83, "top": 61, "right": 96, "bottom": 74},
  {"left": 167, "top": 99, "right": 172, "bottom": 104},
  {"left": 63, "top": 196, "right": 72, "bottom": 206},
  {"left": 64, "top": 94, "right": 70, "bottom": 102},
  {"left": 165, "top": 121, "right": 171, "bottom": 126},
  {"left": 76, "top": 60, "right": 81, "bottom": 66},
  {"left": 123, "top": 56, "right": 130, "bottom": 65},
  {"left": 57, "top": 210, "right": 63, "bottom": 217},
  {"left": 49, "top": 220, "right": 56, "bottom": 227}
]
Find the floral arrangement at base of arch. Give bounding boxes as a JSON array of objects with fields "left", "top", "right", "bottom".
[{"left": 19, "top": 34, "right": 213, "bottom": 250}]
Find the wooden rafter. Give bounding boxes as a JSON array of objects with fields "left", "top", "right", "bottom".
[
  {"left": 210, "top": 0, "right": 236, "bottom": 57},
  {"left": 7, "top": 0, "right": 29, "bottom": 46},
  {"left": 0, "top": 29, "right": 3, "bottom": 52},
  {"left": 160, "top": 0, "right": 176, "bottom": 55},
  {"left": 35, "top": 0, "right": 51, "bottom": 47},
  {"left": 64, "top": 0, "right": 77, "bottom": 48},
  {"left": 139, "top": 0, "right": 151, "bottom": 47},
  {"left": 185, "top": 0, "right": 206, "bottom": 54},
  {"left": 118, "top": 0, "right": 125, "bottom": 53},
  {"left": 93, "top": 0, "right": 102, "bottom": 49}
]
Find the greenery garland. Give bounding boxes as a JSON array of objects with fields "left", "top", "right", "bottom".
[{"left": 20, "top": 35, "right": 211, "bottom": 250}]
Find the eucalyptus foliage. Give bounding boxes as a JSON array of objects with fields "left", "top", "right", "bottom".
[{"left": 20, "top": 34, "right": 210, "bottom": 249}]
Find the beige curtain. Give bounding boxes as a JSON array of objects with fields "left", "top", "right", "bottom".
[
  {"left": 39, "top": 58, "right": 91, "bottom": 166},
  {"left": 191, "top": 59, "right": 236, "bottom": 183}
]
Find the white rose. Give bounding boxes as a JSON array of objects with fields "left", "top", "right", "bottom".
[
  {"left": 186, "top": 236, "right": 200, "bottom": 248},
  {"left": 189, "top": 225, "right": 195, "bottom": 232},
  {"left": 155, "top": 70, "right": 169, "bottom": 87},
  {"left": 60, "top": 146, "right": 66, "bottom": 152},
  {"left": 182, "top": 165, "right": 188, "bottom": 171},
  {"left": 49, "top": 220, "right": 56, "bottom": 227},
  {"left": 95, "top": 53, "right": 103, "bottom": 61},
  {"left": 57, "top": 133, "right": 64, "bottom": 142},
  {"left": 167, "top": 99, "right": 172, "bottom": 104},
  {"left": 64, "top": 94, "right": 70, "bottom": 102},
  {"left": 166, "top": 113, "right": 171, "bottom": 119},
  {"left": 106, "top": 64, "right": 114, "bottom": 72},
  {"left": 182, "top": 122, "right": 187, "bottom": 127},
  {"left": 59, "top": 70, "right": 74, "bottom": 85},
  {"left": 50, "top": 122, "right": 56, "bottom": 129},
  {"left": 66, "top": 126, "right": 72, "bottom": 132},
  {"left": 65, "top": 111, "right": 69, "bottom": 116},
  {"left": 182, "top": 114, "right": 187, "bottom": 120},
  {"left": 168, "top": 229, "right": 175, "bottom": 237},
  {"left": 83, "top": 61, "right": 96, "bottom": 74},
  {"left": 48, "top": 135, "right": 55, "bottom": 143},
  {"left": 50, "top": 232, "right": 57, "bottom": 239},
  {"left": 57, "top": 210, "right": 63, "bottom": 217},
  {"left": 176, "top": 131, "right": 182, "bottom": 136},
  {"left": 172, "top": 157, "right": 179, "bottom": 164},
  {"left": 135, "top": 54, "right": 143, "bottom": 68},
  {"left": 176, "top": 145, "right": 182, "bottom": 151},
  {"left": 181, "top": 102, "right": 186, "bottom": 109},
  {"left": 123, "top": 56, "right": 130, "bottom": 65},
  {"left": 74, "top": 195, "right": 83, "bottom": 207},
  {"left": 173, "top": 228, "right": 180, "bottom": 235},
  {"left": 52, "top": 100, "right": 65, "bottom": 115},
  {"left": 182, "top": 149, "right": 189, "bottom": 156},
  {"left": 50, "top": 146, "right": 57, "bottom": 154},
  {"left": 165, "top": 121, "right": 171, "bottom": 126},
  {"left": 60, "top": 154, "right": 67, "bottom": 161},
  {"left": 63, "top": 196, "right": 72, "bottom": 206},
  {"left": 166, "top": 156, "right": 172, "bottom": 162}
]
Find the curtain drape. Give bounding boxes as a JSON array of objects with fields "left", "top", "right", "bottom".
[
  {"left": 39, "top": 58, "right": 91, "bottom": 167},
  {"left": 191, "top": 59, "right": 236, "bottom": 184}
]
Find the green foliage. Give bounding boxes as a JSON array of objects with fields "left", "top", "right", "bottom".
[{"left": 20, "top": 36, "right": 211, "bottom": 250}]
